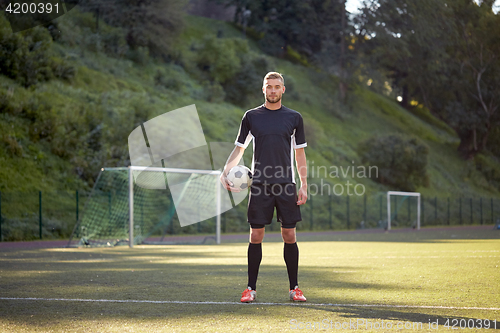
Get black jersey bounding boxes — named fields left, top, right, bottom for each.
left=235, top=104, right=307, bottom=184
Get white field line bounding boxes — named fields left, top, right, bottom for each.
left=1, top=255, right=499, bottom=263
left=0, top=297, right=498, bottom=311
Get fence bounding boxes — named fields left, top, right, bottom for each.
left=0, top=190, right=499, bottom=242
left=298, top=193, right=500, bottom=231
left=0, top=191, right=87, bottom=242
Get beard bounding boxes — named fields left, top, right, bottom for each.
left=266, top=94, right=281, bottom=104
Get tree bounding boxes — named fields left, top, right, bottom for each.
left=0, top=15, right=75, bottom=87
left=354, top=0, right=452, bottom=107
left=312, top=0, right=355, bottom=103
left=219, top=0, right=342, bottom=59
left=355, top=0, right=500, bottom=159
left=79, top=0, right=187, bottom=57
left=219, top=0, right=356, bottom=104
left=444, top=0, right=500, bottom=158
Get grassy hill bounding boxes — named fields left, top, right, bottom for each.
left=0, top=10, right=499, bottom=239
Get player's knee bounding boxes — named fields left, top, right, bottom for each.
left=281, top=228, right=296, bottom=243
left=250, top=228, right=265, bottom=243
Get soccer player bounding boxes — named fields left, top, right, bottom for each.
left=220, top=72, right=308, bottom=303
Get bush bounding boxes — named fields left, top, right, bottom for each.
left=475, top=154, right=500, bottom=190
left=193, top=36, right=274, bottom=106
left=222, top=54, right=274, bottom=106
left=285, top=45, right=309, bottom=67
left=101, top=27, right=129, bottom=57
left=196, top=36, right=248, bottom=84
left=56, top=8, right=129, bottom=59
left=126, top=46, right=149, bottom=65
left=1, top=134, right=23, bottom=157
left=78, top=0, right=186, bottom=59
left=358, top=134, right=429, bottom=191
left=203, top=81, right=226, bottom=103
left=0, top=15, right=75, bottom=87
left=154, top=69, right=183, bottom=90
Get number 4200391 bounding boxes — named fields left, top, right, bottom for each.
left=443, top=319, right=497, bottom=329
left=5, top=2, right=59, bottom=14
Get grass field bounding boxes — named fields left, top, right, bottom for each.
left=0, top=226, right=499, bottom=332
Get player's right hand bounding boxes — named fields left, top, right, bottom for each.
left=220, top=173, right=234, bottom=190
left=220, top=173, right=241, bottom=192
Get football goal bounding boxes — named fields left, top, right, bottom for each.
left=67, top=166, right=228, bottom=248
left=387, top=191, right=421, bottom=230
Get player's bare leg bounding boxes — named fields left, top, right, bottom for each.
left=282, top=227, right=306, bottom=301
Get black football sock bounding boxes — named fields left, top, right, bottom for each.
left=284, top=242, right=299, bottom=290
left=247, top=242, right=262, bottom=291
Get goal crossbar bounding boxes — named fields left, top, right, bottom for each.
left=387, top=191, right=421, bottom=230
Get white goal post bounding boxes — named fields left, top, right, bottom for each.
left=127, top=166, right=223, bottom=247
left=387, top=191, right=421, bottom=231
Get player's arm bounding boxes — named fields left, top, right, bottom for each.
left=295, top=148, right=308, bottom=205
left=220, top=146, right=245, bottom=191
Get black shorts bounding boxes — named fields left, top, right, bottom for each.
left=247, top=183, right=302, bottom=229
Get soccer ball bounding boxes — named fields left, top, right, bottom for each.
left=226, top=165, right=253, bottom=190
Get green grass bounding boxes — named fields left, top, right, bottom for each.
left=0, top=227, right=498, bottom=332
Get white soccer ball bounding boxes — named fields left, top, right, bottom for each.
left=226, top=165, right=253, bottom=190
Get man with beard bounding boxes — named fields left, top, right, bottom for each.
left=220, top=72, right=308, bottom=302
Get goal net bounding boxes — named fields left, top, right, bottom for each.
left=67, top=166, right=242, bottom=247
left=387, top=191, right=421, bottom=230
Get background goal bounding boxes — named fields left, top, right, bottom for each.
left=387, top=191, right=421, bottom=230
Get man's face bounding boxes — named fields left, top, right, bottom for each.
left=263, top=78, right=285, bottom=104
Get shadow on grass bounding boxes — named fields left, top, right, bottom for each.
left=293, top=305, right=500, bottom=330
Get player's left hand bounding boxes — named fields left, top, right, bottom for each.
left=296, top=185, right=308, bottom=205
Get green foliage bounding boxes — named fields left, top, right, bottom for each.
left=1, top=133, right=23, bottom=157
left=226, top=0, right=338, bottom=60
left=358, top=134, right=430, bottom=191
left=57, top=9, right=130, bottom=59
left=79, top=0, right=187, bottom=59
left=154, top=69, right=183, bottom=90
left=126, top=46, right=150, bottom=65
left=202, top=81, right=226, bottom=103
left=195, top=36, right=247, bottom=83
left=223, top=54, right=274, bottom=106
left=475, top=154, right=500, bottom=190
left=282, top=74, right=300, bottom=101
left=285, top=46, right=309, bottom=67
left=193, top=36, right=274, bottom=106
left=100, top=27, right=129, bottom=58
left=486, top=126, right=500, bottom=159
left=0, top=7, right=498, bottom=241
left=0, top=14, right=75, bottom=87
left=356, top=0, right=500, bottom=159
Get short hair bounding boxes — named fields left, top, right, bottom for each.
left=263, top=72, right=284, bottom=86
